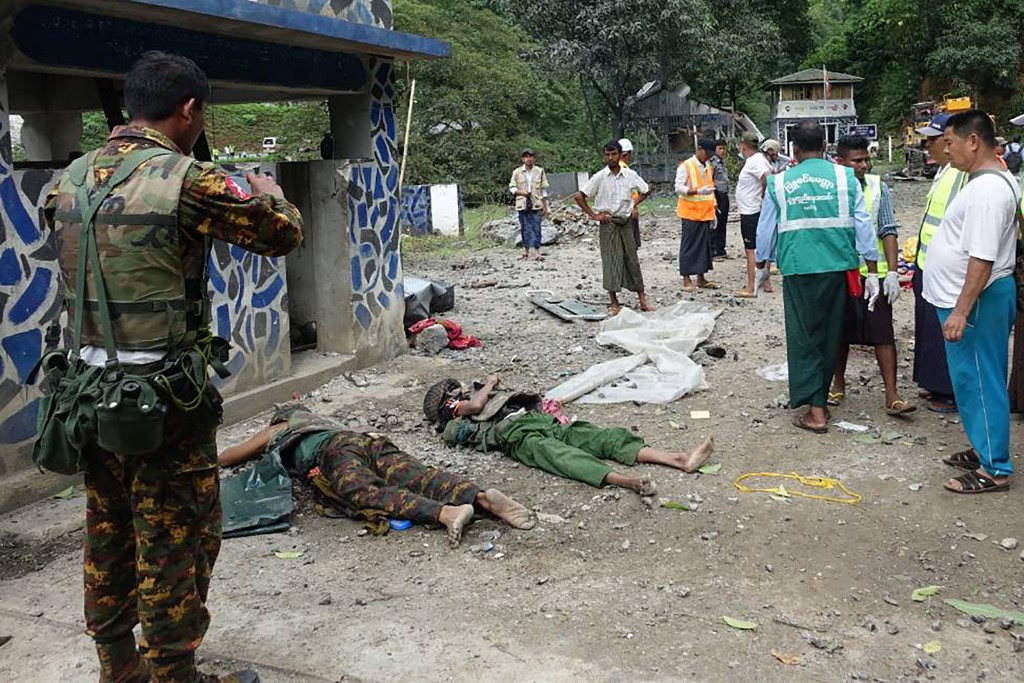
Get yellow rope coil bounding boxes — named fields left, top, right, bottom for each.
left=733, top=471, right=862, bottom=505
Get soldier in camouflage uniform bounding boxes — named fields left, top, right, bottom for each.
left=217, top=402, right=536, bottom=546
left=43, top=52, right=303, bottom=683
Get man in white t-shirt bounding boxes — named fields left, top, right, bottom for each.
left=923, top=110, right=1020, bottom=495
left=734, top=131, right=773, bottom=297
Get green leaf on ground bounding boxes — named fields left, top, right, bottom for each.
left=880, top=431, right=905, bottom=444
left=854, top=434, right=883, bottom=444
left=722, top=616, right=757, bottom=630
left=660, top=501, right=691, bottom=511
left=911, top=585, right=942, bottom=602
left=698, top=463, right=722, bottom=475
left=53, top=486, right=75, bottom=499
left=944, top=599, right=1024, bottom=625
left=274, top=551, right=305, bottom=559
left=923, top=640, right=942, bottom=654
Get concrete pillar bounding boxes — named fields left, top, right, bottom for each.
left=20, top=111, right=83, bottom=162
left=279, top=160, right=354, bottom=355
left=327, top=94, right=371, bottom=159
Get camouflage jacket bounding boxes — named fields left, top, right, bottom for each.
left=44, top=126, right=303, bottom=351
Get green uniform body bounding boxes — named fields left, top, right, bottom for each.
left=44, top=125, right=302, bottom=683
left=443, top=412, right=646, bottom=487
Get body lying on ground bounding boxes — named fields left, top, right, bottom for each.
left=217, top=402, right=535, bottom=546
left=423, top=376, right=715, bottom=497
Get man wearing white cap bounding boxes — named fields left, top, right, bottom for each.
left=618, top=138, right=642, bottom=249
left=762, top=139, right=792, bottom=174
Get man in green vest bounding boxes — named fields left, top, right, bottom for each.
left=44, top=53, right=303, bottom=683
left=828, top=135, right=915, bottom=415
left=754, top=121, right=880, bottom=433
left=912, top=113, right=966, bottom=413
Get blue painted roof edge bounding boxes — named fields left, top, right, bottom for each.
left=123, top=0, right=451, bottom=59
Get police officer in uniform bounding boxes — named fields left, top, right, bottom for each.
left=44, top=52, right=303, bottom=683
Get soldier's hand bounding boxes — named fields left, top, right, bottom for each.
left=246, top=172, right=285, bottom=199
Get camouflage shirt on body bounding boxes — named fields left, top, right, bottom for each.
left=44, top=125, right=303, bottom=257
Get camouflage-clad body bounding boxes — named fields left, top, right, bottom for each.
left=43, top=125, right=303, bottom=683
left=274, top=406, right=481, bottom=525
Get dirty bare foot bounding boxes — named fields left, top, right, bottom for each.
left=438, top=504, right=475, bottom=547
left=603, top=472, right=656, bottom=497
left=680, top=436, right=714, bottom=473
left=638, top=476, right=657, bottom=497
left=478, top=489, right=536, bottom=529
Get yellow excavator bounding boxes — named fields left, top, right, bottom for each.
left=904, top=95, right=974, bottom=177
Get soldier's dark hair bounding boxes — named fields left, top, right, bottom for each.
left=125, top=51, right=210, bottom=121
left=604, top=140, right=622, bottom=153
left=791, top=121, right=825, bottom=153
left=836, top=135, right=869, bottom=159
left=947, top=109, right=996, bottom=148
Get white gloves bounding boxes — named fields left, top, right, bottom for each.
left=754, top=267, right=769, bottom=296
left=883, top=271, right=901, bottom=305
left=697, top=186, right=715, bottom=195
left=864, top=273, right=880, bottom=312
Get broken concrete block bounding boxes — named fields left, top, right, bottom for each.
left=415, top=324, right=449, bottom=354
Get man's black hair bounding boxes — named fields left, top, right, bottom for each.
left=715, top=139, right=728, bottom=147
left=698, top=138, right=717, bottom=154
left=604, top=140, right=622, bottom=153
left=835, top=135, right=869, bottom=159
left=791, top=121, right=825, bottom=153
left=124, top=51, right=210, bottom=121
left=947, top=109, right=996, bottom=148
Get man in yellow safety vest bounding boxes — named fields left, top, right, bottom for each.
left=912, top=113, right=967, bottom=413
left=828, top=135, right=914, bottom=415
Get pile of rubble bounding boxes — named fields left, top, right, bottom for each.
left=480, top=201, right=593, bottom=247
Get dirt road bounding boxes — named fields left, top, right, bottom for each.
left=1, top=180, right=1022, bottom=682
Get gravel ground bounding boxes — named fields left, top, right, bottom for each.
left=1, top=179, right=1022, bottom=682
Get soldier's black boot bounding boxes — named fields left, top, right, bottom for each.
left=96, top=634, right=151, bottom=683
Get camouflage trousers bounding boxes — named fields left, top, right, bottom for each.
left=83, top=425, right=221, bottom=674
left=319, top=432, right=481, bottom=523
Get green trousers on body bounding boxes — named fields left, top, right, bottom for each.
left=498, top=413, right=646, bottom=487
left=783, top=271, right=847, bottom=409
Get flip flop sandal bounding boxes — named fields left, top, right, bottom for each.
left=886, top=399, right=917, bottom=416
left=927, top=400, right=958, bottom=413
left=681, top=285, right=698, bottom=293
left=792, top=413, right=828, bottom=434
left=698, top=281, right=722, bottom=289
left=942, top=448, right=981, bottom=470
left=944, top=470, right=1010, bottom=495
left=735, top=291, right=757, bottom=298
left=827, top=391, right=845, bottom=406
left=607, top=304, right=622, bottom=316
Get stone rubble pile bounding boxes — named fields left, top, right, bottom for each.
left=480, top=201, right=594, bottom=247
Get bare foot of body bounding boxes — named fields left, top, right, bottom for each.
left=637, top=436, right=714, bottom=473
left=477, top=489, right=536, bottom=529
left=604, top=472, right=657, bottom=497
left=438, top=504, right=475, bottom=547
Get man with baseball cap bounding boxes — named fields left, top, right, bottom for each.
left=618, top=138, right=642, bottom=249
left=912, top=113, right=966, bottom=413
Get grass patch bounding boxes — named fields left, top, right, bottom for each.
left=402, top=203, right=508, bottom=257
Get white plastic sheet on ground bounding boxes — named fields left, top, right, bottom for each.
left=756, top=362, right=789, bottom=382
left=545, top=301, right=720, bottom=404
